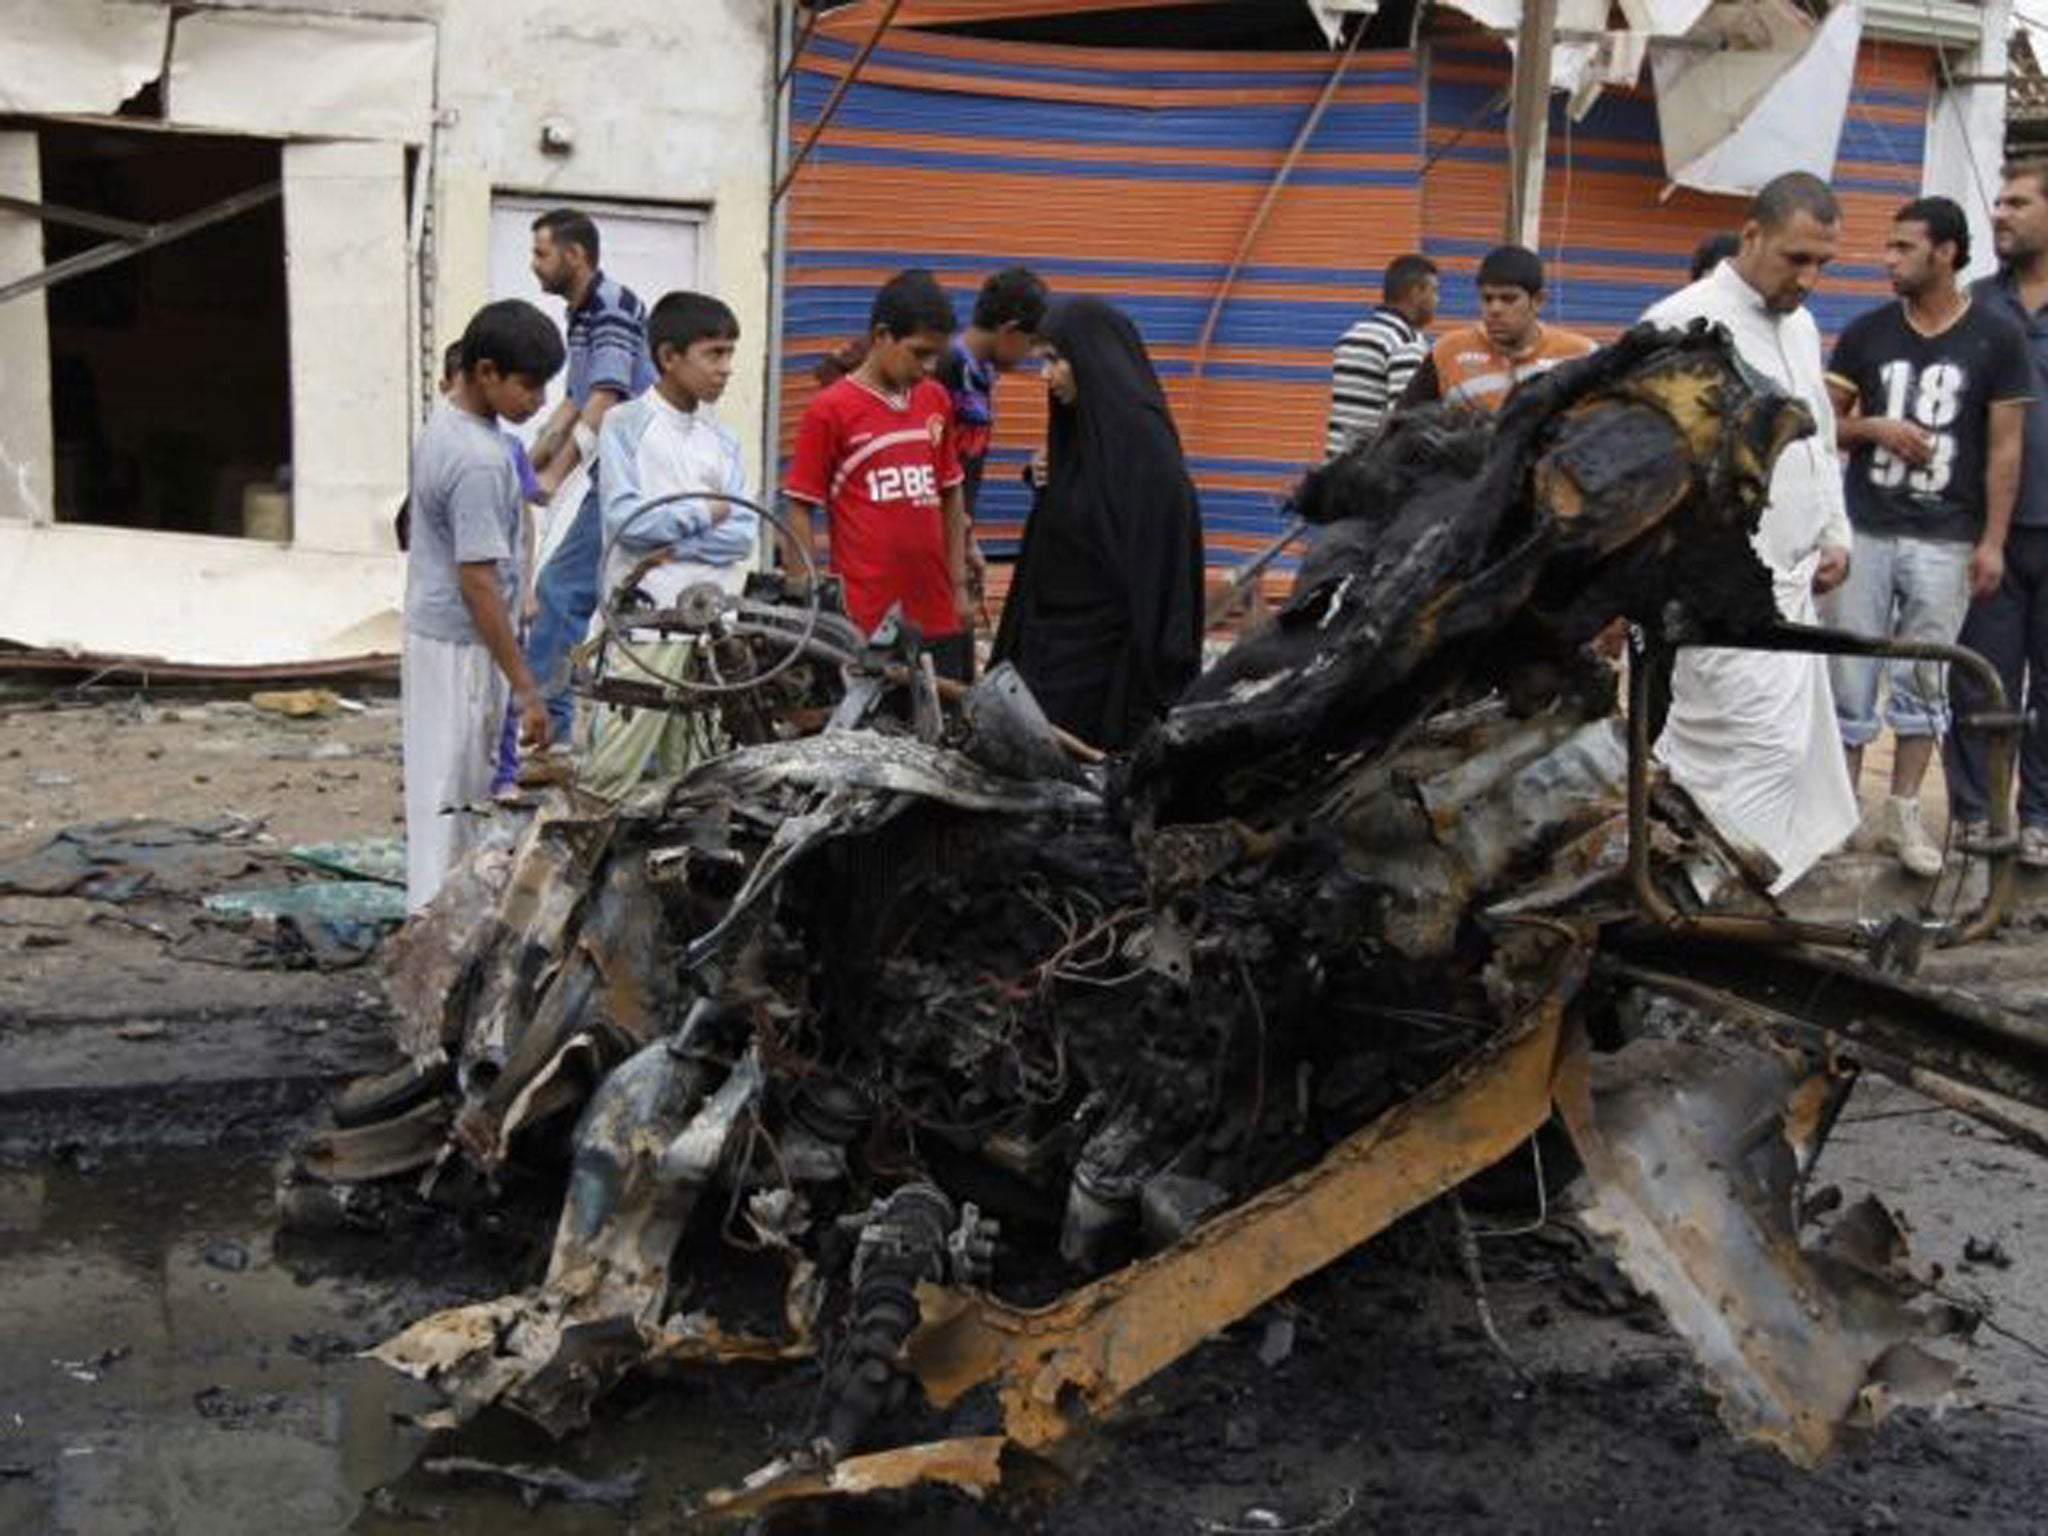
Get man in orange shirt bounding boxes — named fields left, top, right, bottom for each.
left=1397, top=245, right=1595, bottom=414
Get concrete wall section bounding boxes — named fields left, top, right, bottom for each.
left=431, top=0, right=777, bottom=484
left=284, top=141, right=412, bottom=557
left=0, top=133, right=54, bottom=527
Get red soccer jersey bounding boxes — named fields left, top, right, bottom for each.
left=786, top=375, right=964, bottom=638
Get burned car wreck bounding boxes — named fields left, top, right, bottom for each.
left=287, top=322, right=2048, bottom=1516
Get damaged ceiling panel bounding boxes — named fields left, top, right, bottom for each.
left=0, top=3, right=169, bottom=116
left=167, top=9, right=437, bottom=143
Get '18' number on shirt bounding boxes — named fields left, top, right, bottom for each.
left=865, top=463, right=937, bottom=502
left=1869, top=359, right=1961, bottom=495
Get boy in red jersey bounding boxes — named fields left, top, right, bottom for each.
left=783, top=269, right=975, bottom=681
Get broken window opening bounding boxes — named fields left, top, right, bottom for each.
left=38, top=123, right=290, bottom=540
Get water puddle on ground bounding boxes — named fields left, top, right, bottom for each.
left=0, top=1149, right=875, bottom=1534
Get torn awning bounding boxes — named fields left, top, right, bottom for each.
left=0, top=3, right=169, bottom=116
left=1652, top=0, right=1861, bottom=195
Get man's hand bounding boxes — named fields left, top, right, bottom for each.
left=1970, top=538, right=2007, bottom=599
left=953, top=580, right=976, bottom=629
left=1813, top=544, right=1850, bottom=595
left=1863, top=418, right=1935, bottom=465
left=516, top=691, right=552, bottom=752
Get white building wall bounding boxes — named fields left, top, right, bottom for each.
left=428, top=0, right=778, bottom=477
left=0, top=133, right=55, bottom=528
left=0, top=0, right=776, bottom=667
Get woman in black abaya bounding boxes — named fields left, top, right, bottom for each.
left=993, top=297, right=1205, bottom=750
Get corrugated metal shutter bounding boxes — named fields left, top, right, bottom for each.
left=783, top=22, right=1426, bottom=569
left=1422, top=25, right=1937, bottom=344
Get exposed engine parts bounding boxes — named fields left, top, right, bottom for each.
left=288, top=323, right=2046, bottom=1517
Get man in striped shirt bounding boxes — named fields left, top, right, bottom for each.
left=523, top=208, right=655, bottom=742
left=1325, top=253, right=1438, bottom=458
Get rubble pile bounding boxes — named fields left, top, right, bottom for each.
left=284, top=323, right=2048, bottom=1516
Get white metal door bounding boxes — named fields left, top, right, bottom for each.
left=486, top=195, right=705, bottom=442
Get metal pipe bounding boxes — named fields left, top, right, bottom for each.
left=1189, top=18, right=1365, bottom=400
left=1204, top=516, right=1307, bottom=627
left=0, top=194, right=151, bottom=241
left=774, top=0, right=904, bottom=206
left=0, top=182, right=281, bottom=307
left=1624, top=626, right=2019, bottom=950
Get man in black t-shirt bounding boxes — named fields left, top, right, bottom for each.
left=1823, top=195, right=2032, bottom=877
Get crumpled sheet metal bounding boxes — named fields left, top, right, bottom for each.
left=701, top=1436, right=1008, bottom=1520
left=1313, top=706, right=1629, bottom=960
left=903, top=940, right=1583, bottom=1452
left=672, top=733, right=1101, bottom=818
left=374, top=1047, right=774, bottom=1436
left=1556, top=1031, right=1969, bottom=1467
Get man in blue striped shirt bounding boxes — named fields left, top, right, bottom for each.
left=1325, top=253, right=1437, bottom=459
left=524, top=208, right=657, bottom=742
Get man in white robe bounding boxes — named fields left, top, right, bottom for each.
left=1642, top=172, right=1861, bottom=892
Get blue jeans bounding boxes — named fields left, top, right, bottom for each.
left=1820, top=530, right=1972, bottom=747
left=525, top=484, right=602, bottom=741
left=1948, top=525, right=2048, bottom=827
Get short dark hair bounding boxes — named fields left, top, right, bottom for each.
left=1749, top=172, right=1840, bottom=232
left=1896, top=194, right=1970, bottom=269
left=1383, top=253, right=1438, bottom=306
left=532, top=207, right=600, bottom=265
left=1689, top=232, right=1741, bottom=282
left=458, top=299, right=566, bottom=382
left=871, top=268, right=957, bottom=339
left=1477, top=244, right=1544, bottom=295
left=2003, top=158, right=2048, bottom=199
left=972, top=266, right=1048, bottom=332
left=648, top=291, right=740, bottom=363
left=441, top=339, right=463, bottom=383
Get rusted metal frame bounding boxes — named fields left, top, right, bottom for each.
left=1188, top=16, right=1366, bottom=406
left=0, top=181, right=282, bottom=307
left=776, top=0, right=826, bottom=92
left=1625, top=626, right=2018, bottom=948
left=0, top=192, right=152, bottom=241
left=904, top=942, right=1584, bottom=1451
left=774, top=0, right=905, bottom=205
left=1204, top=515, right=1307, bottom=627
left=1600, top=949, right=2048, bottom=1156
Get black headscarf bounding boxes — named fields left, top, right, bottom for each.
left=994, top=297, right=1205, bottom=749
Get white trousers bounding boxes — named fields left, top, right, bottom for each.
left=402, top=633, right=508, bottom=912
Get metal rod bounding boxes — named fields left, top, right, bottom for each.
left=1505, top=0, right=1559, bottom=246
left=1204, top=516, right=1307, bottom=626
left=1189, top=17, right=1365, bottom=398
left=0, top=193, right=152, bottom=242
left=0, top=182, right=281, bottom=307
left=774, top=0, right=904, bottom=205
left=777, top=0, right=825, bottom=91
left=1624, top=625, right=2019, bottom=950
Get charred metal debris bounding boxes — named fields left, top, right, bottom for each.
left=287, top=322, right=2047, bottom=1515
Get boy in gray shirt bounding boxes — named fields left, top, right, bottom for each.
left=403, top=300, right=564, bottom=910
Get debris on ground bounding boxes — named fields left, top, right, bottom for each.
left=248, top=689, right=348, bottom=720
left=275, top=323, right=2048, bottom=1517
left=421, top=1455, right=644, bottom=1510
left=0, top=817, right=266, bottom=902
